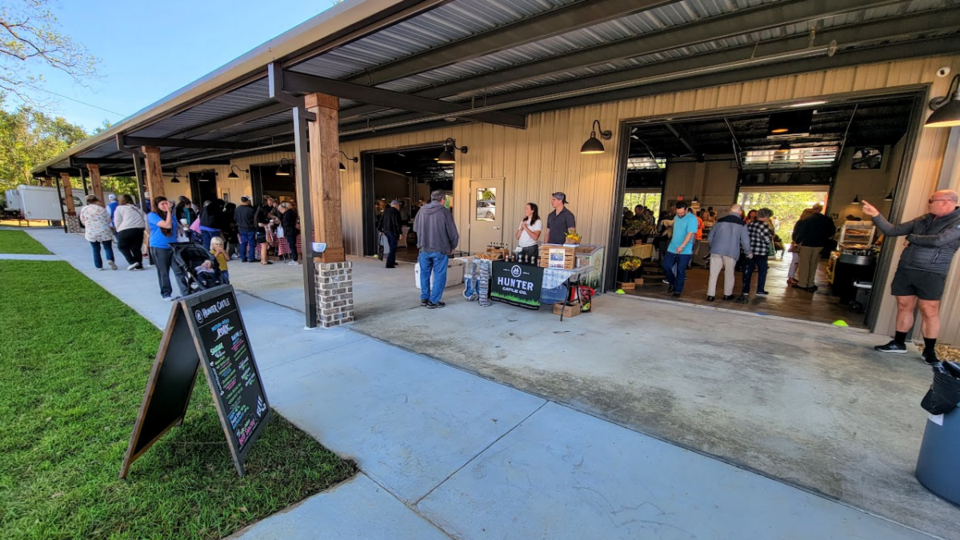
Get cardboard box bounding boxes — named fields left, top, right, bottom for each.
left=617, top=281, right=636, bottom=290
left=633, top=278, right=644, bottom=285
left=553, top=302, right=581, bottom=318
left=414, top=260, right=464, bottom=289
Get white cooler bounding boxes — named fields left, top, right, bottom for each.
left=414, top=259, right=465, bottom=289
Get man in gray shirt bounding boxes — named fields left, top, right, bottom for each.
left=413, top=190, right=460, bottom=309
left=545, top=192, right=576, bottom=244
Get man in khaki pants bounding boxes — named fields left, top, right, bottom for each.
left=705, top=204, right=750, bottom=302
left=791, top=203, right=835, bottom=292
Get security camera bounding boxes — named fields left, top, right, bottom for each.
left=936, top=67, right=951, bottom=78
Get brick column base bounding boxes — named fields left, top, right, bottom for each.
left=65, top=214, right=82, bottom=234
left=315, top=261, right=354, bottom=328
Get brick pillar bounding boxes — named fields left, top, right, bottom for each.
left=315, top=262, right=354, bottom=328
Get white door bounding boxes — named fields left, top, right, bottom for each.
left=469, top=178, right=504, bottom=253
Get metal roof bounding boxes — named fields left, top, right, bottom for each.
left=33, top=0, right=960, bottom=177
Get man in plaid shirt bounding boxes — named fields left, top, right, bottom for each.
left=739, top=207, right=774, bottom=303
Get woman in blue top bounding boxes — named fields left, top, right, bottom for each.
left=148, top=196, right=189, bottom=300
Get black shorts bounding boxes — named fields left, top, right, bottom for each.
left=890, top=268, right=946, bottom=301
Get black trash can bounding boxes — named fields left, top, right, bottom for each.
left=916, top=362, right=960, bottom=506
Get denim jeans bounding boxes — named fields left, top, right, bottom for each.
left=286, top=235, right=298, bottom=262
left=742, top=255, right=769, bottom=295
left=201, top=229, right=219, bottom=250
left=220, top=271, right=230, bottom=284
left=150, top=247, right=189, bottom=298
left=662, top=251, right=692, bottom=293
left=418, top=251, right=449, bottom=304
left=89, top=240, right=115, bottom=269
left=384, top=232, right=398, bottom=267
left=238, top=231, right=256, bottom=262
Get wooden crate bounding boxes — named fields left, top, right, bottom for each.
left=617, top=281, right=636, bottom=290
left=539, top=244, right=576, bottom=269
left=633, top=278, right=645, bottom=285
left=553, top=302, right=581, bottom=318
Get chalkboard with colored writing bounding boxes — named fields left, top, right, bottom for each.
left=121, top=285, right=270, bottom=478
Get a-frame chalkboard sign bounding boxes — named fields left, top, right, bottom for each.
left=120, top=285, right=271, bottom=478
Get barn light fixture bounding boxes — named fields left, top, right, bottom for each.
left=852, top=194, right=861, bottom=204
left=884, top=191, right=894, bottom=201
left=437, top=138, right=467, bottom=164
left=925, top=74, right=960, bottom=128
left=340, top=151, right=358, bottom=172
left=276, top=158, right=293, bottom=177
left=170, top=172, right=181, bottom=184
left=226, top=164, right=248, bottom=180
left=580, top=119, right=612, bottom=154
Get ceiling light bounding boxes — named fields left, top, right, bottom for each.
left=925, top=75, right=960, bottom=128
left=580, top=119, right=612, bottom=154
left=768, top=110, right=813, bottom=137
left=276, top=158, right=292, bottom=176
left=788, top=101, right=827, bottom=108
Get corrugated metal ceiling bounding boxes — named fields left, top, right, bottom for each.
left=59, top=0, right=959, bottom=170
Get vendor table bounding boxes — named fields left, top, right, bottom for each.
left=486, top=261, right=591, bottom=320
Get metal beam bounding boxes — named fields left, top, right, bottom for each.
left=292, top=104, right=318, bottom=328
left=177, top=103, right=290, bottom=138
left=343, top=0, right=675, bottom=87
left=724, top=119, right=743, bottom=170
left=220, top=122, right=292, bottom=143
left=282, top=69, right=526, bottom=128
left=120, top=136, right=258, bottom=150
left=664, top=124, right=703, bottom=162
left=338, top=0, right=945, bottom=123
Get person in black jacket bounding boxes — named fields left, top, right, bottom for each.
left=791, top=203, right=835, bottom=291
left=199, top=198, right=225, bottom=249
left=863, top=191, right=960, bottom=363
left=381, top=199, right=402, bottom=268
left=234, top=196, right=258, bottom=262
left=278, top=202, right=300, bottom=264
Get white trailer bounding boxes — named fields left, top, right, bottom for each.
left=17, top=185, right=85, bottom=221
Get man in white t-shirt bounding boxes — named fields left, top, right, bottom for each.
left=516, top=203, right=543, bottom=259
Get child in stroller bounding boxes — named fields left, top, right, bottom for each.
left=170, top=242, right=225, bottom=293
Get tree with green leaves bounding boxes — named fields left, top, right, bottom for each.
left=0, top=104, right=86, bottom=192
left=1, top=0, right=98, bottom=107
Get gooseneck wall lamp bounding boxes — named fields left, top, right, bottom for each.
left=925, top=74, right=960, bottom=128
left=340, top=151, right=358, bottom=171
left=276, top=158, right=293, bottom=177
left=437, top=138, right=467, bottom=164
left=227, top=164, right=249, bottom=180
left=170, top=172, right=181, bottom=184
left=580, top=119, right=612, bottom=154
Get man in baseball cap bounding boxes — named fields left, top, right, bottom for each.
left=545, top=192, right=575, bottom=244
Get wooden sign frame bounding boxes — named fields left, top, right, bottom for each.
left=120, top=285, right=270, bottom=478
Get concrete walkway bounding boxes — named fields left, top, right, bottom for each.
left=22, top=229, right=945, bottom=540
left=0, top=253, right=59, bottom=261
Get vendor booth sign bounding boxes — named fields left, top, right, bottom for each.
left=491, top=262, right=543, bottom=309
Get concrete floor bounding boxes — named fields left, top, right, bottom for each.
left=215, top=254, right=958, bottom=540
left=630, top=255, right=870, bottom=328
left=23, top=229, right=942, bottom=540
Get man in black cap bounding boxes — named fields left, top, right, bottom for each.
left=233, top=196, right=257, bottom=262
left=545, top=192, right=576, bottom=245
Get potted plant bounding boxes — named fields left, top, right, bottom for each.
left=617, top=256, right=642, bottom=282
left=564, top=230, right=582, bottom=246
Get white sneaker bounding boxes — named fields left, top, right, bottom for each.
left=288, top=261, right=298, bottom=265
left=127, top=264, right=138, bottom=270
left=108, top=260, right=118, bottom=270
left=162, top=296, right=173, bottom=301
left=96, top=267, right=105, bottom=271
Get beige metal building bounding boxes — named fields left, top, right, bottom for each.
left=33, top=0, right=960, bottom=338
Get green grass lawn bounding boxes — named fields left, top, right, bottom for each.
left=0, top=260, right=356, bottom=540
left=0, top=231, right=51, bottom=254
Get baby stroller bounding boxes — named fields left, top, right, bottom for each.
left=170, top=242, right=224, bottom=293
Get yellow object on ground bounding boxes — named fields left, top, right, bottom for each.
left=833, top=320, right=849, bottom=327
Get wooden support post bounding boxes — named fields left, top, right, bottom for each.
left=88, top=164, right=104, bottom=202
left=60, top=172, right=76, bottom=215
left=305, top=93, right=345, bottom=263
left=141, top=146, right=166, bottom=201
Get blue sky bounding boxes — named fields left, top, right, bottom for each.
left=31, top=0, right=339, bottom=131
